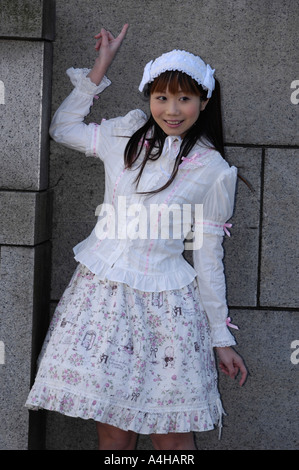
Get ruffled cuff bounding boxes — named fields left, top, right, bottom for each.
left=210, top=320, right=237, bottom=348
left=66, top=67, right=111, bottom=95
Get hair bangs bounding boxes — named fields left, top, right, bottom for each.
left=150, top=70, right=204, bottom=97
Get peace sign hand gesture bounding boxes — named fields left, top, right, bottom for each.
left=88, top=24, right=129, bottom=85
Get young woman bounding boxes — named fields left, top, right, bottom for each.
left=26, top=24, right=247, bottom=450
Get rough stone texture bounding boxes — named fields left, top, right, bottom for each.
left=0, top=40, right=52, bottom=191
left=195, top=310, right=299, bottom=450
left=260, top=148, right=299, bottom=307
left=0, top=0, right=54, bottom=450
left=0, top=0, right=55, bottom=40
left=0, top=191, right=52, bottom=246
left=0, top=245, right=50, bottom=450
left=223, top=147, right=262, bottom=307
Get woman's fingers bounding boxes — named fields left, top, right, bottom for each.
left=94, top=38, right=102, bottom=50
left=94, top=27, right=107, bottom=39
left=217, top=347, right=248, bottom=387
left=92, top=24, right=129, bottom=70
left=116, top=23, right=129, bottom=42
left=220, top=359, right=247, bottom=386
left=94, top=24, right=129, bottom=45
left=107, top=30, right=115, bottom=41
left=238, top=361, right=248, bottom=386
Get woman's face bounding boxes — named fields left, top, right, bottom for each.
left=150, top=88, right=209, bottom=138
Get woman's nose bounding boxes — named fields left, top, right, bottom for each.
left=166, top=99, right=179, bottom=115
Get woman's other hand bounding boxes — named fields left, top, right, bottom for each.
left=215, top=346, right=248, bottom=386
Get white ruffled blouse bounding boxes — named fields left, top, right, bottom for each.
left=49, top=67, right=238, bottom=347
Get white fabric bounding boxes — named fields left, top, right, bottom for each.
left=138, top=50, right=215, bottom=98
left=49, top=68, right=237, bottom=347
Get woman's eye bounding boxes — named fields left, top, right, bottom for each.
left=157, top=96, right=167, bottom=101
left=180, top=96, right=190, bottom=101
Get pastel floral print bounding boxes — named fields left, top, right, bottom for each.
left=26, top=264, right=225, bottom=434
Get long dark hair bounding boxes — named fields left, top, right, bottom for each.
left=124, top=70, right=224, bottom=195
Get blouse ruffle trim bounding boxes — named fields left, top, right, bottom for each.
left=26, top=383, right=225, bottom=435
left=73, top=248, right=197, bottom=293
left=66, top=67, right=111, bottom=95
left=210, top=325, right=237, bottom=348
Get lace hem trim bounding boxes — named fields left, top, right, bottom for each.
left=26, top=383, right=225, bottom=436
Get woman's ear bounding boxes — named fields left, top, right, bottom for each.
left=200, top=98, right=210, bottom=111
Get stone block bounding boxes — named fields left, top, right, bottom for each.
left=0, top=190, right=52, bottom=246
left=0, top=39, right=53, bottom=191
left=0, top=0, right=55, bottom=40
left=260, top=148, right=299, bottom=307
left=194, top=309, right=298, bottom=450
left=224, top=147, right=262, bottom=307
left=0, top=244, right=51, bottom=450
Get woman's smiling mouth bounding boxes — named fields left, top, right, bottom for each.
left=164, top=120, right=184, bottom=127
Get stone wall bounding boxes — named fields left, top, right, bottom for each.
left=0, top=0, right=55, bottom=449
left=0, top=0, right=298, bottom=450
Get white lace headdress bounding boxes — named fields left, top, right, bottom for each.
left=138, top=49, right=215, bottom=98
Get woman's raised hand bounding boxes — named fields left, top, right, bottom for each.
left=88, top=24, right=129, bottom=85
left=94, top=24, right=129, bottom=63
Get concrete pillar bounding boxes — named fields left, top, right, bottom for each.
left=0, top=0, right=55, bottom=449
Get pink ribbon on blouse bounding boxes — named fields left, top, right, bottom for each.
left=223, top=223, right=232, bottom=237
left=203, top=221, right=233, bottom=237
left=226, top=317, right=239, bottom=330
left=179, top=151, right=207, bottom=169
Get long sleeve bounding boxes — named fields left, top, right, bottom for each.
left=49, top=68, right=111, bottom=157
left=193, top=165, right=238, bottom=347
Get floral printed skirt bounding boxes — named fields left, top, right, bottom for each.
left=26, top=263, right=224, bottom=434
